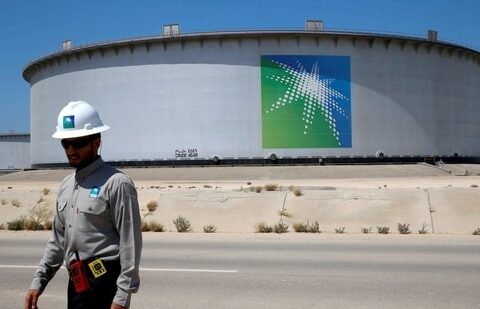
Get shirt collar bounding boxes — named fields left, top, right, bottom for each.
left=75, top=156, right=104, bottom=182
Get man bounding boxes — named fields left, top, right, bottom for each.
left=25, top=101, right=142, bottom=309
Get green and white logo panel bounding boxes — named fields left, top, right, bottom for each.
left=63, top=115, right=75, bottom=129
left=261, top=55, right=351, bottom=148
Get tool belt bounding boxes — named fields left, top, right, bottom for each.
left=68, top=256, right=120, bottom=294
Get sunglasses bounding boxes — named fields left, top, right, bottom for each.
left=61, top=137, right=93, bottom=149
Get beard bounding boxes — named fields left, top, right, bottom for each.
left=67, top=153, right=99, bottom=169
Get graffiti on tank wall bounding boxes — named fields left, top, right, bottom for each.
left=261, top=55, right=352, bottom=148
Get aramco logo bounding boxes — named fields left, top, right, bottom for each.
left=261, top=55, right=351, bottom=148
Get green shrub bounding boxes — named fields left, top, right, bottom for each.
left=255, top=222, right=273, bottom=233
left=203, top=225, right=217, bottom=233
left=397, top=223, right=411, bottom=234
left=173, top=216, right=192, bottom=232
left=377, top=226, right=390, bottom=234
left=308, top=221, right=321, bottom=233
left=273, top=222, right=289, bottom=233
left=335, top=227, right=346, bottom=234
left=418, top=223, right=428, bottom=234
left=361, top=227, right=372, bottom=234
left=7, top=216, right=27, bottom=231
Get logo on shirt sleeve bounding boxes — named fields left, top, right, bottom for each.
left=89, top=186, right=101, bottom=198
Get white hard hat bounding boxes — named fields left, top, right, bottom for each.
left=52, top=101, right=110, bottom=139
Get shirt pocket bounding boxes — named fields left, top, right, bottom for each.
left=79, top=199, right=107, bottom=215
left=56, top=198, right=68, bottom=225
left=77, top=199, right=112, bottom=233
left=57, top=198, right=68, bottom=211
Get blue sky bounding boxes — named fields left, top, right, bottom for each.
left=0, top=0, right=478, bottom=133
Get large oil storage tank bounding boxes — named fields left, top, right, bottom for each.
left=23, top=29, right=480, bottom=167
left=0, top=133, right=30, bottom=169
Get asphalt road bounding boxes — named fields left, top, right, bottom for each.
left=1, top=232, right=479, bottom=309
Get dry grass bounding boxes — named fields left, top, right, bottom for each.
left=25, top=219, right=44, bottom=231
left=293, top=221, right=321, bottom=233
left=7, top=216, right=27, bottom=230
left=141, top=221, right=165, bottom=232
left=11, top=199, right=21, bottom=207
left=288, top=186, right=303, bottom=196
left=42, top=188, right=51, bottom=195
left=255, top=222, right=273, bottom=233
left=293, top=188, right=303, bottom=196
left=148, top=221, right=165, bottom=232
left=26, top=204, right=54, bottom=230
left=146, top=200, right=158, bottom=212
left=264, top=183, right=279, bottom=191
left=253, top=186, right=263, bottom=193
left=278, top=209, right=293, bottom=218
left=44, top=220, right=53, bottom=230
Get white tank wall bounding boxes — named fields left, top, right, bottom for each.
left=27, top=34, right=480, bottom=165
left=0, top=135, right=30, bottom=169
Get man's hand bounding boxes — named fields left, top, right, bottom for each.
left=111, top=302, right=127, bottom=309
left=24, top=289, right=41, bottom=309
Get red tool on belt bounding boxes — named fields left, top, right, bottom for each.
left=69, top=251, right=90, bottom=293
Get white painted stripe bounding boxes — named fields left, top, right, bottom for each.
left=140, top=267, right=238, bottom=273
left=0, top=265, right=39, bottom=269
left=0, top=264, right=238, bottom=274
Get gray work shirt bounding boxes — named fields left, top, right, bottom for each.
left=30, top=157, right=142, bottom=307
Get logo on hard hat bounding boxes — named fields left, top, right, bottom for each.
left=63, top=115, right=75, bottom=129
